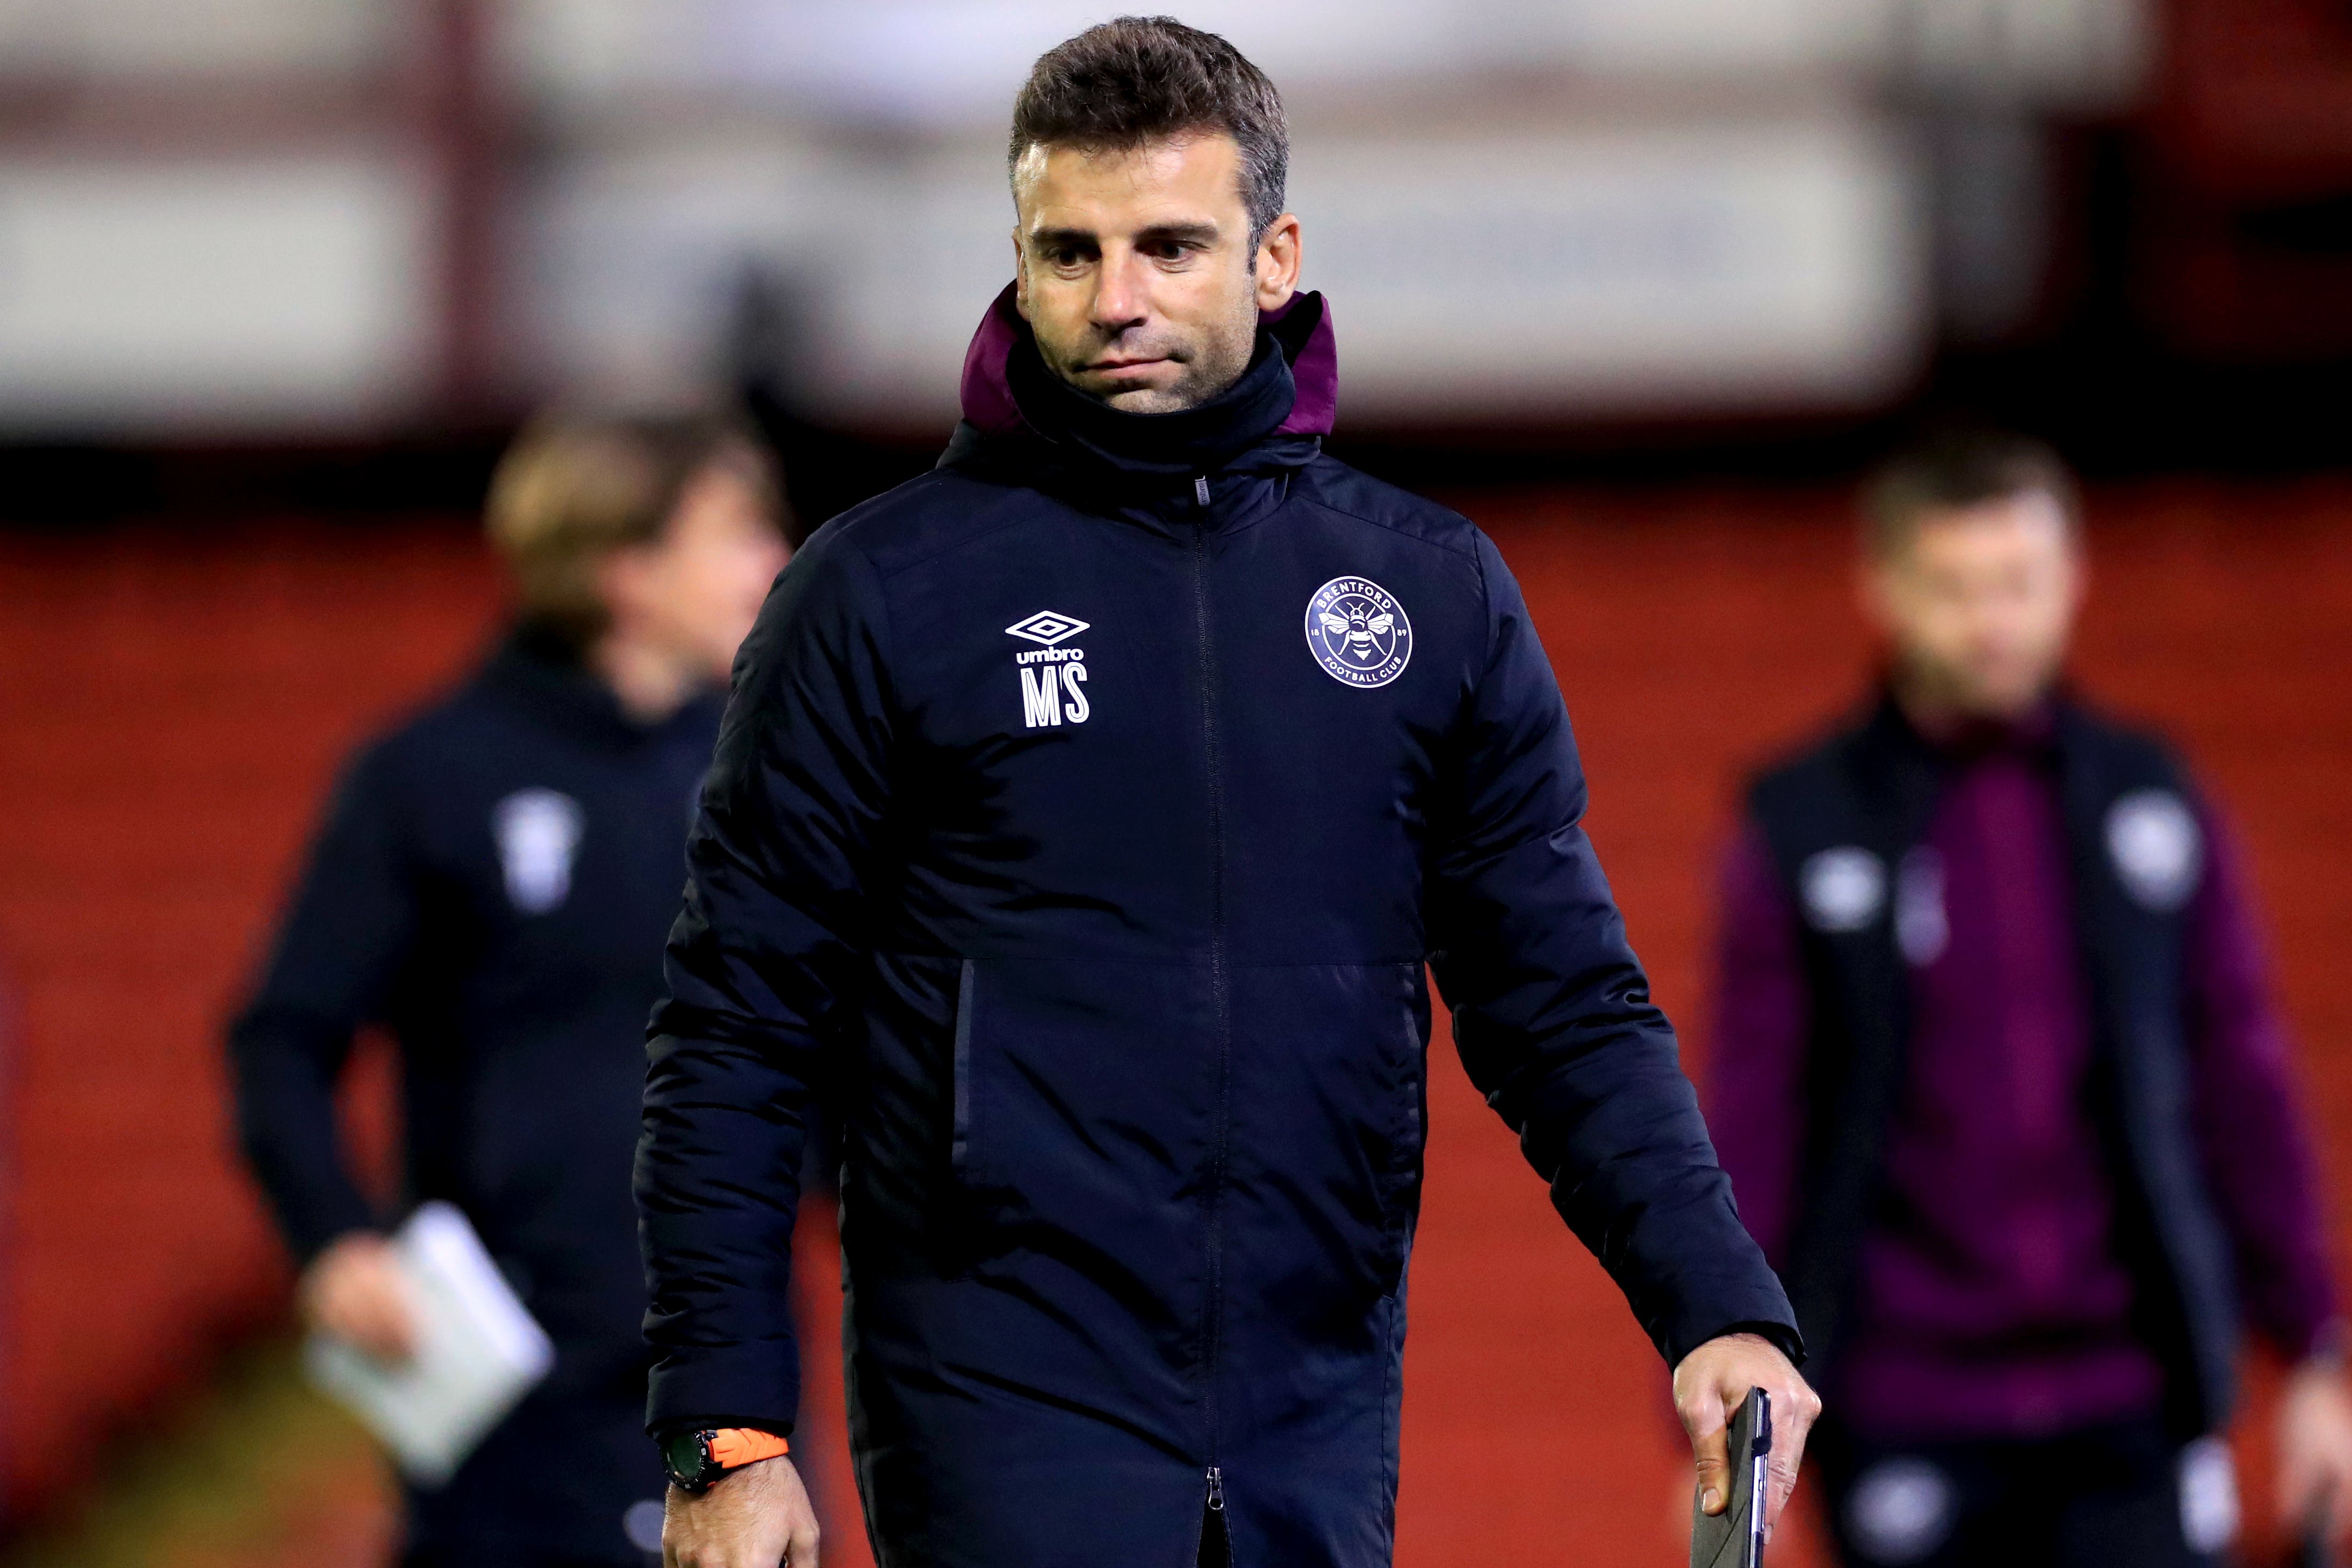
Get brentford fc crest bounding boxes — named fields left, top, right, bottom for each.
left=1304, top=576, right=1412, bottom=688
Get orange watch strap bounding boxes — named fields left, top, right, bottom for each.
left=708, top=1428, right=790, bottom=1469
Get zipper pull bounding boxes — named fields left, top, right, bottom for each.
left=1194, top=475, right=1211, bottom=507
left=1205, top=1466, right=1225, bottom=1510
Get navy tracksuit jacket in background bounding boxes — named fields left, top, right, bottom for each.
left=638, top=288, right=1801, bottom=1568
left=232, top=631, right=712, bottom=1565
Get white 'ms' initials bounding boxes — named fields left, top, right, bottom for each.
left=1020, top=666, right=1062, bottom=728
left=1020, top=663, right=1089, bottom=728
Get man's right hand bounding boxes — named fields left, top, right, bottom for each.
left=299, top=1231, right=417, bottom=1362
left=664, top=1456, right=820, bottom=1568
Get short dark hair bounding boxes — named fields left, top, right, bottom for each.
left=1009, top=17, right=1288, bottom=244
left=1862, top=428, right=2079, bottom=560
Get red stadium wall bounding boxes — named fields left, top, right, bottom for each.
left=0, top=522, right=505, bottom=1518
left=0, top=484, right=2345, bottom=1563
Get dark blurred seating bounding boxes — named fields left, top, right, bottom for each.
left=2142, top=0, right=2352, bottom=355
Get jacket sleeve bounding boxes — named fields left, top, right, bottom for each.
left=638, top=533, right=896, bottom=1436
left=2182, top=799, right=2340, bottom=1358
left=227, top=744, right=418, bottom=1262
left=1424, top=533, right=1800, bottom=1368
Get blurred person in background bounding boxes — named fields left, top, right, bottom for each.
left=1707, top=429, right=2352, bottom=1566
left=228, top=409, right=791, bottom=1568
left=639, top=17, right=1814, bottom=1568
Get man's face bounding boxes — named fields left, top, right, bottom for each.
left=1862, top=490, right=2083, bottom=720
left=603, top=462, right=791, bottom=682
left=1012, top=132, right=1301, bottom=413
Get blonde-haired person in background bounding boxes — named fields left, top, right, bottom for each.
left=230, top=409, right=789, bottom=1567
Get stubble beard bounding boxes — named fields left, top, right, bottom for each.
left=1056, top=294, right=1260, bottom=415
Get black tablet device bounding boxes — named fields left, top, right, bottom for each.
left=1690, top=1388, right=1771, bottom=1568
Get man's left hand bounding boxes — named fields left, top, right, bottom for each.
left=2279, top=1354, right=2352, bottom=1544
left=1673, top=1331, right=1821, bottom=1541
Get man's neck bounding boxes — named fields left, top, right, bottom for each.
left=1005, top=321, right=1294, bottom=481
left=589, top=631, right=701, bottom=724
left=1889, top=664, right=2054, bottom=745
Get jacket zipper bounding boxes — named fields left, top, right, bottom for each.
left=1189, top=474, right=1234, bottom=1516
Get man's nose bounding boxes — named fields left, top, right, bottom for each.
left=1091, top=248, right=1150, bottom=332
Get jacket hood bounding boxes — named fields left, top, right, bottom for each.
left=955, top=282, right=1338, bottom=446
left=484, top=621, right=719, bottom=753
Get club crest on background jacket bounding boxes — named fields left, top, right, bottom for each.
left=494, top=787, right=584, bottom=913
left=1800, top=845, right=1887, bottom=933
left=2106, top=788, right=2202, bottom=911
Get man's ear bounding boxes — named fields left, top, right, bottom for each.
left=1254, top=213, right=1302, bottom=311
left=1012, top=231, right=1031, bottom=320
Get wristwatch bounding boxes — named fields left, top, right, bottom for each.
left=660, top=1426, right=791, bottom=1493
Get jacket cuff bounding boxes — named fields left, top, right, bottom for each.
left=1652, top=1283, right=1807, bottom=1370
left=645, top=1344, right=802, bottom=1440
left=2286, top=1317, right=2349, bottom=1370
left=649, top=1413, right=798, bottom=1442
left=1705, top=1320, right=1808, bottom=1369
left=279, top=1187, right=382, bottom=1267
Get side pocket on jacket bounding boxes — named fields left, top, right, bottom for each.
left=950, top=957, right=974, bottom=1182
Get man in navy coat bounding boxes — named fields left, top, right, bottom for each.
left=640, top=19, right=1816, bottom=1568
left=1708, top=431, right=2352, bottom=1564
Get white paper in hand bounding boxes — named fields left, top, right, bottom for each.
left=303, top=1202, right=554, bottom=1485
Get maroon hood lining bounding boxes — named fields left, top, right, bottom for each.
left=956, top=283, right=1338, bottom=441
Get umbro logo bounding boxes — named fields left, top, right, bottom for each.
left=1007, top=610, right=1091, bottom=728
left=1006, top=611, right=1089, bottom=646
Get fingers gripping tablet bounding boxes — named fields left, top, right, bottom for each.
left=1692, top=1389, right=1771, bottom=1568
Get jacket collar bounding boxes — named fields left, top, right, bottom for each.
left=939, top=284, right=1337, bottom=497
left=1874, top=682, right=2064, bottom=765
left=480, top=621, right=718, bottom=753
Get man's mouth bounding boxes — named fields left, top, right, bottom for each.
left=1088, top=357, right=1172, bottom=378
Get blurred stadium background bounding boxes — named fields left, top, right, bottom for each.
left=1, top=0, right=2348, bottom=1563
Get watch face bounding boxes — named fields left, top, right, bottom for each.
left=661, top=1429, right=715, bottom=1491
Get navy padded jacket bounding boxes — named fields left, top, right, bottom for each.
left=638, top=289, right=1797, bottom=1568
